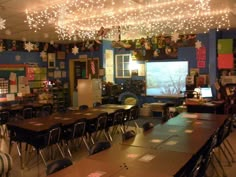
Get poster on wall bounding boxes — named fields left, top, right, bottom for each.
left=105, top=49, right=114, bottom=83
left=48, top=53, right=56, bottom=68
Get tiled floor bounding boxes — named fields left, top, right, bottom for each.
left=1, top=118, right=236, bottom=177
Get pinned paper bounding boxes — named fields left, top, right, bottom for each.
left=6, top=94, right=15, bottom=101
left=127, top=153, right=139, bottom=158
left=88, top=171, right=106, bottom=177
left=218, top=54, right=234, bottom=69
left=197, top=60, right=206, bottom=68
left=165, top=140, right=178, bottom=145
left=218, top=39, right=233, bottom=54
left=9, top=72, right=17, bottom=81
left=195, top=121, right=202, bottom=125
left=151, top=139, right=163, bottom=143
left=196, top=47, right=206, bottom=60
left=182, top=113, right=198, bottom=119
left=84, top=113, right=92, bottom=115
left=168, top=129, right=177, bottom=133
left=10, top=85, right=17, bottom=93
left=185, top=129, right=193, bottom=133
left=138, top=154, right=155, bottom=162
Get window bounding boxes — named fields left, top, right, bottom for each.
left=115, top=54, right=131, bottom=78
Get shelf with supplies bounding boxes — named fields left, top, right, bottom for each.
left=49, top=87, right=69, bottom=112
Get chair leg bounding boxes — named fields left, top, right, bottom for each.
left=212, top=151, right=228, bottom=177
left=134, top=121, right=139, bottom=129
left=225, top=138, right=236, bottom=154
left=219, top=145, right=232, bottom=166
left=63, top=141, right=72, bottom=159
left=209, top=160, right=221, bottom=177
left=103, top=131, right=110, bottom=142
left=82, top=137, right=90, bottom=151
left=39, top=150, right=47, bottom=166
left=56, top=143, right=65, bottom=158
left=222, top=141, right=235, bottom=162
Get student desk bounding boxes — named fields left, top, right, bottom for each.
left=37, top=112, right=230, bottom=176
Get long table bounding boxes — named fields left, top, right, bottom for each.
left=6, top=104, right=135, bottom=169
left=47, top=112, right=229, bottom=177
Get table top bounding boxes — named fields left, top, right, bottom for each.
left=46, top=112, right=229, bottom=177
left=6, top=105, right=132, bottom=133
left=100, top=104, right=134, bottom=110
left=89, top=143, right=192, bottom=176
left=165, top=112, right=228, bottom=128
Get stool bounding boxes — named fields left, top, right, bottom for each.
left=0, top=152, right=13, bottom=177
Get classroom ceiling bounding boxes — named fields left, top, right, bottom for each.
left=0, top=0, right=235, bottom=44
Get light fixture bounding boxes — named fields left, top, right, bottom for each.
left=25, top=0, right=231, bottom=41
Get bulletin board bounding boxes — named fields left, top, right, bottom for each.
left=0, top=64, right=27, bottom=100
left=26, top=67, right=47, bottom=88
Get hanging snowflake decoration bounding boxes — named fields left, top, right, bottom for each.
left=0, top=17, right=6, bottom=30
left=24, top=42, right=34, bottom=52
left=171, top=32, right=179, bottom=43
left=40, top=51, right=47, bottom=60
left=72, top=46, right=79, bottom=55
left=195, top=40, right=202, bottom=49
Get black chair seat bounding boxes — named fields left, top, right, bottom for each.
left=89, top=140, right=111, bottom=155
left=46, top=158, right=72, bottom=175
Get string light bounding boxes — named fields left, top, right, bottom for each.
left=25, top=0, right=231, bottom=40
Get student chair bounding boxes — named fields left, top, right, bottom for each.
left=46, top=158, right=72, bottom=175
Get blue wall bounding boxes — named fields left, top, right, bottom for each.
left=0, top=29, right=235, bottom=106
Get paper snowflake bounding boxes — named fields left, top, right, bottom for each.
left=171, top=32, right=179, bottom=43
left=72, top=46, right=79, bottom=55
left=25, top=42, right=34, bottom=52
left=40, top=51, right=47, bottom=59
left=0, top=17, right=6, bottom=30
left=195, top=40, right=202, bottom=49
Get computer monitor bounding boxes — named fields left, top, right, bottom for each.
left=200, top=87, right=213, bottom=99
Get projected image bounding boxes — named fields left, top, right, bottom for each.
left=146, top=61, right=188, bottom=97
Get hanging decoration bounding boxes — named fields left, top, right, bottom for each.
left=24, top=0, right=231, bottom=41
left=90, top=60, right=96, bottom=75
left=171, top=32, right=180, bottom=43
left=72, top=45, right=79, bottom=55
left=40, top=51, right=47, bottom=61
left=195, top=40, right=202, bottom=49
left=24, top=42, right=34, bottom=52
left=0, top=17, right=6, bottom=30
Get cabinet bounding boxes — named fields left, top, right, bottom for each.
left=50, top=87, right=69, bottom=112
left=77, top=79, right=102, bottom=108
